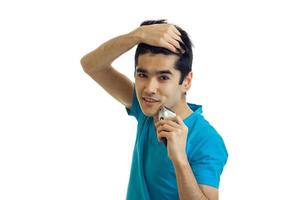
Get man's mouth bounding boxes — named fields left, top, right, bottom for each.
left=142, top=97, right=159, bottom=103
left=142, top=97, right=160, bottom=106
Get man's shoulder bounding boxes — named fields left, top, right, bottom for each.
left=185, top=108, right=222, bottom=142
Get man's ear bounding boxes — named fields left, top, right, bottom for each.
left=182, top=72, right=193, bottom=93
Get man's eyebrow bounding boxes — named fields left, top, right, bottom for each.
left=136, top=67, right=173, bottom=75
left=136, top=68, right=147, bottom=73
left=157, top=70, right=173, bottom=75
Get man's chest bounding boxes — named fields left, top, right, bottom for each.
left=141, top=122, right=178, bottom=192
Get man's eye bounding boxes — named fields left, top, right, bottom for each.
left=137, top=73, right=147, bottom=78
left=160, top=75, right=170, bottom=80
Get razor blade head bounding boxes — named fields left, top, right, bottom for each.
left=158, top=107, right=176, bottom=120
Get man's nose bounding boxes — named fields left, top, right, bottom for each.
left=144, top=78, right=158, bottom=95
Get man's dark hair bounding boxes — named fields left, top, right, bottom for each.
left=134, top=19, right=193, bottom=85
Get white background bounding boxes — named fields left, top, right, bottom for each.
left=1, top=0, right=300, bottom=199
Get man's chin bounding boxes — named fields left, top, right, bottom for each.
left=138, top=98, right=162, bottom=116
left=140, top=107, right=160, bottom=117
left=141, top=109, right=158, bottom=117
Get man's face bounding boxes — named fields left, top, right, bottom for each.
left=135, top=53, right=185, bottom=117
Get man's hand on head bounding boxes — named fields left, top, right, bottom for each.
left=133, top=24, right=184, bottom=54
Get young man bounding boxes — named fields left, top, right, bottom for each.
left=80, top=20, right=228, bottom=200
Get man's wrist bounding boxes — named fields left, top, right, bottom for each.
left=172, top=155, right=189, bottom=169
left=129, top=28, right=143, bottom=44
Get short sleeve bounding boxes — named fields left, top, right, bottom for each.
left=125, top=84, right=143, bottom=120
left=189, top=129, right=228, bottom=189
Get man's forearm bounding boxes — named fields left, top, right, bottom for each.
left=173, top=158, right=208, bottom=200
left=80, top=29, right=140, bottom=73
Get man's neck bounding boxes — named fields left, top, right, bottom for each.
left=172, top=101, right=193, bottom=120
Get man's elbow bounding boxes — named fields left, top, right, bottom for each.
left=80, top=56, right=90, bottom=73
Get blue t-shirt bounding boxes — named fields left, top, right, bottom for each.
left=125, top=88, right=228, bottom=200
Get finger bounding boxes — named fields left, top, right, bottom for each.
left=157, top=123, right=176, bottom=133
left=155, top=118, right=180, bottom=129
left=171, top=25, right=181, bottom=36
left=167, top=37, right=182, bottom=51
left=172, top=115, right=184, bottom=126
left=155, top=119, right=167, bottom=127
left=162, top=40, right=178, bottom=53
left=157, top=130, right=171, bottom=141
left=167, top=34, right=184, bottom=54
left=166, top=118, right=181, bottom=128
left=169, top=30, right=184, bottom=44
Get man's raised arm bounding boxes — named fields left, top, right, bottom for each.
left=80, top=23, right=183, bottom=108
